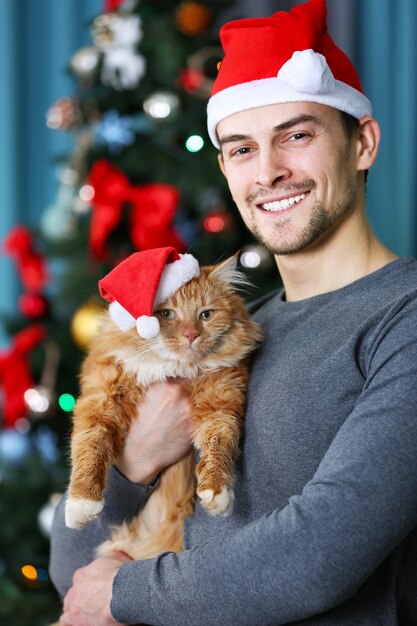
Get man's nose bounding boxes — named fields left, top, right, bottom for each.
left=255, top=149, right=291, bottom=187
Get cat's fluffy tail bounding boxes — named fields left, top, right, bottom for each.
left=98, top=450, right=195, bottom=560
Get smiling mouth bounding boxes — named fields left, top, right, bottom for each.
left=259, top=192, right=309, bottom=212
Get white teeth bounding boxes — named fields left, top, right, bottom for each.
left=262, top=193, right=306, bottom=212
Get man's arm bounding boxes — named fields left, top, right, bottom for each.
left=108, top=297, right=417, bottom=625
left=49, top=466, right=156, bottom=598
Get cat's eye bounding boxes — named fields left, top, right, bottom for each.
left=156, top=309, right=177, bottom=320
left=199, top=309, right=214, bottom=320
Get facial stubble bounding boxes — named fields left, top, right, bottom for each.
left=246, top=179, right=358, bottom=256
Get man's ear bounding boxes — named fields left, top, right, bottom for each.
left=356, top=116, right=381, bottom=172
left=217, top=152, right=226, bottom=177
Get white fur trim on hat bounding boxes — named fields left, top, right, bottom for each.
left=207, top=50, right=372, bottom=148
left=154, top=253, right=200, bottom=306
left=136, top=315, right=160, bottom=339
left=109, top=301, right=136, bottom=331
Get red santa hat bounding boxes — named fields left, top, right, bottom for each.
left=98, top=247, right=200, bottom=339
left=207, top=0, right=372, bottom=148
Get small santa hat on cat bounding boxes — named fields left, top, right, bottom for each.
left=207, top=0, right=372, bottom=148
left=98, top=247, right=200, bottom=339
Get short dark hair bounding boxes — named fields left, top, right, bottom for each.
left=339, top=111, right=369, bottom=187
left=339, top=110, right=359, bottom=140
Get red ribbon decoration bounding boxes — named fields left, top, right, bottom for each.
left=0, top=325, right=46, bottom=428
left=3, top=226, right=48, bottom=293
left=87, top=160, right=185, bottom=260
left=103, top=0, right=130, bottom=13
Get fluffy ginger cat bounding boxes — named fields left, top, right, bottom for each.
left=64, top=248, right=261, bottom=562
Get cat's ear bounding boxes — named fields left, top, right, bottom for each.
left=210, top=253, right=252, bottom=290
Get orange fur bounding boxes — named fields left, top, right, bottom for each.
left=66, top=257, right=261, bottom=560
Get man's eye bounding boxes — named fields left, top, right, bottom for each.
left=156, top=309, right=176, bottom=320
left=231, top=146, right=252, bottom=157
left=288, top=132, right=308, bottom=141
left=199, top=309, right=214, bottom=320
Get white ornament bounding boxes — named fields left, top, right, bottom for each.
left=99, top=14, right=145, bottom=90
left=70, top=46, right=100, bottom=79
left=110, top=15, right=143, bottom=48
left=101, top=48, right=146, bottom=90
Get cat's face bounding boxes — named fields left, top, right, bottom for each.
left=101, top=256, right=257, bottom=371
left=152, top=266, right=239, bottom=363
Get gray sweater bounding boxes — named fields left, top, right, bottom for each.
left=50, top=257, right=417, bottom=625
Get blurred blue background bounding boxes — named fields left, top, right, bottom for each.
left=1, top=0, right=416, bottom=347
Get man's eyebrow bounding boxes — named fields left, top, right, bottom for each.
left=218, top=114, right=323, bottom=147
left=218, top=133, right=251, bottom=147
left=273, top=114, right=323, bottom=132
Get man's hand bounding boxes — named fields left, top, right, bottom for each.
left=59, top=552, right=130, bottom=626
left=116, top=380, right=193, bottom=484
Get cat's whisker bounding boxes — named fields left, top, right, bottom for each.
left=133, top=346, right=159, bottom=359
left=115, top=342, right=158, bottom=362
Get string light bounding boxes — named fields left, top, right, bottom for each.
left=58, top=393, right=76, bottom=412
left=240, top=249, right=262, bottom=268
left=21, top=565, right=37, bottom=581
left=24, top=387, right=51, bottom=414
left=203, top=213, right=226, bottom=233
left=202, top=209, right=232, bottom=234
left=143, top=92, right=180, bottom=120
left=14, top=418, right=31, bottom=434
left=21, top=564, right=49, bottom=582
left=79, top=184, right=95, bottom=202
left=239, top=245, right=272, bottom=269
left=185, top=135, right=204, bottom=152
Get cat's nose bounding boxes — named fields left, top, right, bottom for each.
left=184, top=329, right=199, bottom=344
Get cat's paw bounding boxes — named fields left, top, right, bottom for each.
left=65, top=497, right=104, bottom=529
left=197, top=486, right=234, bottom=516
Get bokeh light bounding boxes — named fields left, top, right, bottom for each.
left=21, top=565, right=37, bottom=581
left=185, top=134, right=204, bottom=152
left=58, top=393, right=76, bottom=412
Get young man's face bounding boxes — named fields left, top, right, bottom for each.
left=217, top=102, right=365, bottom=257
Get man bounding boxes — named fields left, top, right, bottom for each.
left=50, top=0, right=417, bottom=624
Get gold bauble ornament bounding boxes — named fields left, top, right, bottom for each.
left=70, top=300, right=104, bottom=350
left=175, top=2, right=212, bottom=36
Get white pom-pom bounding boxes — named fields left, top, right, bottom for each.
left=278, top=49, right=335, bottom=94
left=136, top=315, right=160, bottom=339
left=109, top=301, right=136, bottom=331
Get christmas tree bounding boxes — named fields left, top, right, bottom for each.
left=0, top=1, right=276, bottom=624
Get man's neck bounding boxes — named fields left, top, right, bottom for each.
left=275, top=216, right=399, bottom=302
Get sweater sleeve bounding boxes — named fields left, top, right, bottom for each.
left=49, top=466, right=158, bottom=597
left=110, top=297, right=417, bottom=625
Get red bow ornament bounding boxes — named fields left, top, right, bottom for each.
left=3, top=226, right=48, bottom=293
left=0, top=325, right=46, bottom=428
left=103, top=0, right=125, bottom=12
left=87, top=160, right=185, bottom=260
